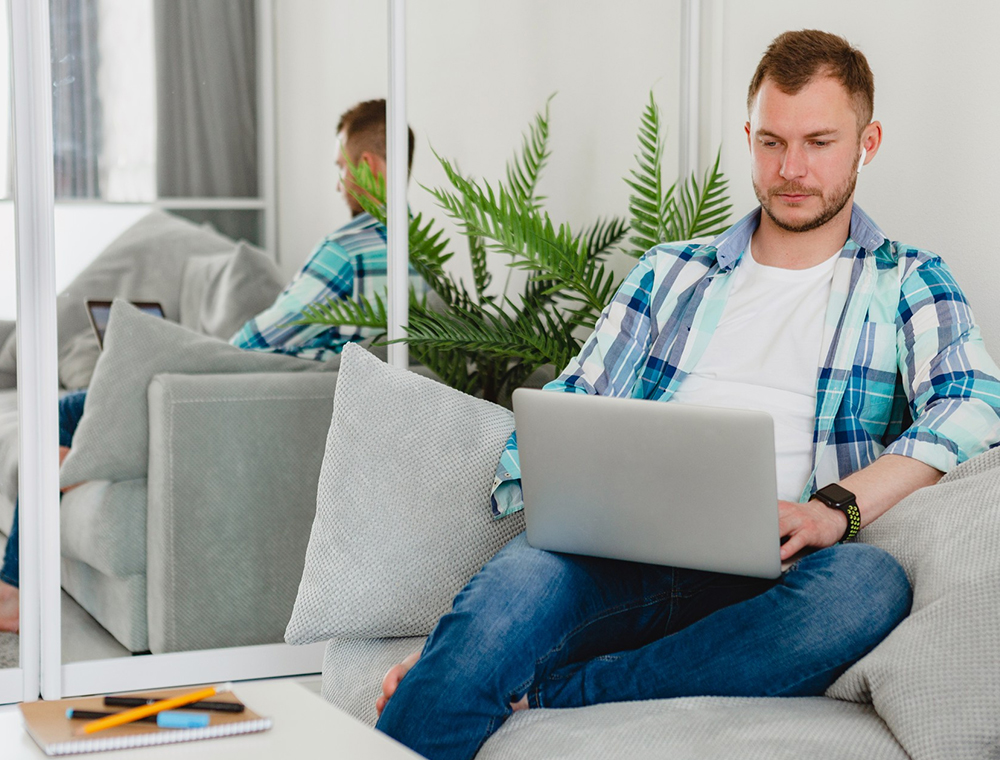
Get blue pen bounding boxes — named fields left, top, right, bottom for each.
left=67, top=708, right=210, bottom=729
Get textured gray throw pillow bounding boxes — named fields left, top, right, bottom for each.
left=285, top=343, right=524, bottom=644
left=827, top=447, right=1000, bottom=760
left=179, top=241, right=284, bottom=340
left=60, top=300, right=336, bottom=486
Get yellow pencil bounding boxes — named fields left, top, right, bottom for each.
left=78, top=683, right=233, bottom=735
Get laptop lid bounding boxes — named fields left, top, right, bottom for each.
left=512, top=388, right=783, bottom=579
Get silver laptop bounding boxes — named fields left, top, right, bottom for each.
left=512, top=388, right=784, bottom=579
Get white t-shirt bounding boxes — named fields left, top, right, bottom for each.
left=669, top=241, right=839, bottom=501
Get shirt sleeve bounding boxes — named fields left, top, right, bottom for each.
left=882, top=254, right=1000, bottom=471
left=489, top=253, right=659, bottom=518
left=230, top=238, right=355, bottom=354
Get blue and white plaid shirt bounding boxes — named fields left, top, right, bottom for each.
left=492, top=204, right=1000, bottom=518
left=230, top=213, right=425, bottom=361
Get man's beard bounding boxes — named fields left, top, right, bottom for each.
left=753, top=171, right=857, bottom=233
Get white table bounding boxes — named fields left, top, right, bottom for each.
left=2, top=680, right=421, bottom=759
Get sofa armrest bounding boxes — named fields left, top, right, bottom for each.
left=146, top=370, right=339, bottom=653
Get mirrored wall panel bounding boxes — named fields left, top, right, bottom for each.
left=51, top=0, right=279, bottom=665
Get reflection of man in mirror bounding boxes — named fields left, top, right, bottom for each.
left=372, top=31, right=1000, bottom=759
left=0, top=99, right=423, bottom=633
left=230, top=98, right=424, bottom=360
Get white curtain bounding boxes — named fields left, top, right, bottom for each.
left=154, top=0, right=257, bottom=199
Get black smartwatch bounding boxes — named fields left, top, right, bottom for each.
left=810, top=483, right=861, bottom=543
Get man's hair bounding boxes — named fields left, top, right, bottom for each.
left=747, top=30, right=874, bottom=132
left=337, top=98, right=415, bottom=173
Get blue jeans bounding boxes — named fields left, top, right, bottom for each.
left=375, top=532, right=911, bottom=760
left=0, top=389, right=88, bottom=588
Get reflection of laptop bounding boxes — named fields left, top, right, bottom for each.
left=512, top=388, right=784, bottom=579
left=86, top=300, right=165, bottom=349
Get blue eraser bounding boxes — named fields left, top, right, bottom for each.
left=156, top=711, right=211, bottom=729
left=66, top=708, right=74, bottom=719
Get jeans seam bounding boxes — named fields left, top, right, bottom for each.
left=532, top=588, right=674, bottom=676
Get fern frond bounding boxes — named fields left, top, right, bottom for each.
left=667, top=148, right=733, bottom=241
left=579, top=216, right=629, bottom=260
left=468, top=233, right=492, bottom=299
left=625, top=91, right=674, bottom=256
left=292, top=291, right=388, bottom=331
left=506, top=95, right=554, bottom=212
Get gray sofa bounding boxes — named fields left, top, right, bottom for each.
left=291, top=344, right=1000, bottom=760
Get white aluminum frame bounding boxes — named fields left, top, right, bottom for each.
left=679, top=0, right=702, bottom=182
left=60, top=643, right=326, bottom=698
left=386, top=0, right=409, bottom=369
left=9, top=0, right=59, bottom=703
left=256, top=0, right=278, bottom=259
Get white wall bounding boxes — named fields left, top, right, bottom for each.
left=708, top=0, right=1000, bottom=350
left=274, top=1, right=684, bottom=291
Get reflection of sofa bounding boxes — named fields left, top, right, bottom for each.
left=0, top=370, right=340, bottom=653
left=0, top=211, right=347, bottom=652
left=289, top=345, right=1000, bottom=760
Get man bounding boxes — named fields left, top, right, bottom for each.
left=373, top=31, right=1000, bottom=760
left=0, top=98, right=422, bottom=633
left=231, top=98, right=423, bottom=358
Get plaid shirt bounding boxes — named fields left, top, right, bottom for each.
left=230, top=213, right=425, bottom=361
left=492, top=204, right=1000, bottom=518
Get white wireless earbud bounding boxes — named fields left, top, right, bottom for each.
left=857, top=147, right=867, bottom=173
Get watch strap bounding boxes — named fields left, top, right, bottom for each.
left=838, top=502, right=862, bottom=542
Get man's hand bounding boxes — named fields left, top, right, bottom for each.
left=778, top=499, right=847, bottom=560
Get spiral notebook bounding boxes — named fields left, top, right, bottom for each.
left=19, top=687, right=272, bottom=756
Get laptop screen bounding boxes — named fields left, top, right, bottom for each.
left=86, top=300, right=165, bottom=348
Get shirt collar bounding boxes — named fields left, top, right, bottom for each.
left=709, top=203, right=887, bottom=270
left=343, top=211, right=381, bottom=231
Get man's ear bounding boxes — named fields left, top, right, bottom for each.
left=360, top=151, right=388, bottom=179
left=745, top=121, right=752, bottom=152
left=860, top=121, right=883, bottom=165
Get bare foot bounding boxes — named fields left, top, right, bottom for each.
left=0, top=581, right=18, bottom=633
left=375, top=650, right=529, bottom=717
left=376, top=650, right=420, bottom=716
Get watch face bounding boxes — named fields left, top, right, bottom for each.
left=818, top=482, right=855, bottom=507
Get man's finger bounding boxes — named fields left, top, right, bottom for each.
left=780, top=531, right=807, bottom=560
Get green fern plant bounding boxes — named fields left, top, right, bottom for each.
left=298, top=92, right=731, bottom=405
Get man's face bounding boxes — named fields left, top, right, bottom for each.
left=336, top=131, right=364, bottom=217
left=746, top=75, right=865, bottom=234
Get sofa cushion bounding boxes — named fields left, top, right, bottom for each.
left=322, top=636, right=428, bottom=727
left=179, top=241, right=284, bottom=341
left=60, top=300, right=337, bottom=486
left=285, top=343, right=524, bottom=644
left=827, top=447, right=1000, bottom=760
left=478, top=697, right=907, bottom=760
left=55, top=210, right=234, bottom=353
left=57, top=330, right=102, bottom=391
left=60, top=479, right=147, bottom=577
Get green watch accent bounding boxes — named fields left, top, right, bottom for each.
left=811, top=483, right=862, bottom=543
